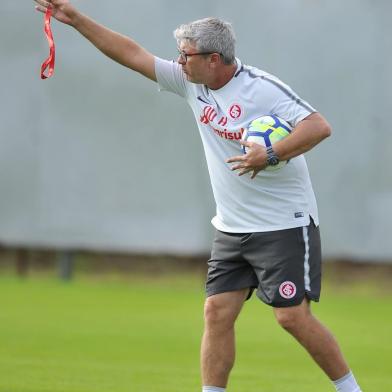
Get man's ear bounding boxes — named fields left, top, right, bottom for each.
left=209, top=53, right=222, bottom=67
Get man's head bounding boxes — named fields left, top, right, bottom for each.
left=173, top=17, right=237, bottom=88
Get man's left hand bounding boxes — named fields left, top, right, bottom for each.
left=226, top=140, right=268, bottom=179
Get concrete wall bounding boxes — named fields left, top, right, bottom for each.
left=0, top=1, right=391, bottom=260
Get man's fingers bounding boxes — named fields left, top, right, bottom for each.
left=226, top=155, right=245, bottom=164
left=231, top=165, right=262, bottom=178
left=238, top=139, right=252, bottom=147
left=34, top=0, right=50, bottom=7
left=238, top=168, right=252, bottom=176
left=229, top=161, right=249, bottom=173
left=251, top=169, right=261, bottom=179
left=230, top=164, right=246, bottom=171
left=35, top=5, right=47, bottom=13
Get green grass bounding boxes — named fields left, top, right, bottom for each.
left=0, top=273, right=391, bottom=392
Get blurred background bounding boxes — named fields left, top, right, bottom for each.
left=1, top=0, right=392, bottom=265
left=0, top=2, right=392, bottom=392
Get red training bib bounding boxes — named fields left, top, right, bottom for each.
left=41, top=7, right=56, bottom=79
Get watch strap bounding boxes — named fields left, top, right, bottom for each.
left=266, top=146, right=280, bottom=166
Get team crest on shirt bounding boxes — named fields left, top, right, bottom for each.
left=279, top=281, right=297, bottom=299
left=228, top=103, right=243, bottom=122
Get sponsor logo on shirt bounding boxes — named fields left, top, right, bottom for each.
left=200, top=106, right=218, bottom=123
left=218, top=116, right=228, bottom=126
left=200, top=106, right=244, bottom=141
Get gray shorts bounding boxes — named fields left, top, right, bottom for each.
left=206, top=219, right=322, bottom=307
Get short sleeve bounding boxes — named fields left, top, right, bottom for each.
left=264, top=75, right=317, bottom=126
left=155, top=56, right=188, bottom=98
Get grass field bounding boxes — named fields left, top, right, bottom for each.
left=0, top=272, right=391, bottom=392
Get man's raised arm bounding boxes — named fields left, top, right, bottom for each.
left=34, top=0, right=156, bottom=81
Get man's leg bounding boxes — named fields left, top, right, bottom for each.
left=201, top=288, right=250, bottom=389
left=273, top=299, right=361, bottom=391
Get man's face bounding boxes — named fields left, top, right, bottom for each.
left=177, top=41, right=212, bottom=84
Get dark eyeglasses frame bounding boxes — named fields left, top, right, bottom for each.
left=177, top=49, right=222, bottom=64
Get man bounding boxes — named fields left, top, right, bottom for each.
left=34, top=1, right=362, bottom=391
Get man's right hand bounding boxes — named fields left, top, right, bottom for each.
left=34, top=0, right=76, bottom=26
left=34, top=0, right=156, bottom=81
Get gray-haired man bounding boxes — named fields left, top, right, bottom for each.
left=34, top=1, right=362, bottom=391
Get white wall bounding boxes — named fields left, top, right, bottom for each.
left=0, top=1, right=391, bottom=260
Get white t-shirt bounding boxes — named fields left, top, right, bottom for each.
left=155, top=56, right=319, bottom=233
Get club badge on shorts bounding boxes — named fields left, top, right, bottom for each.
left=279, top=281, right=297, bottom=299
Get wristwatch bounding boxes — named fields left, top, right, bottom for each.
left=266, top=146, right=280, bottom=167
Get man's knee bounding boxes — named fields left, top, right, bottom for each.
left=274, top=301, right=310, bottom=332
left=204, top=291, right=247, bottom=330
left=275, top=310, right=299, bottom=331
left=204, top=298, right=234, bottom=329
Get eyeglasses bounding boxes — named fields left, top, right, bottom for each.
left=177, top=49, right=222, bottom=64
